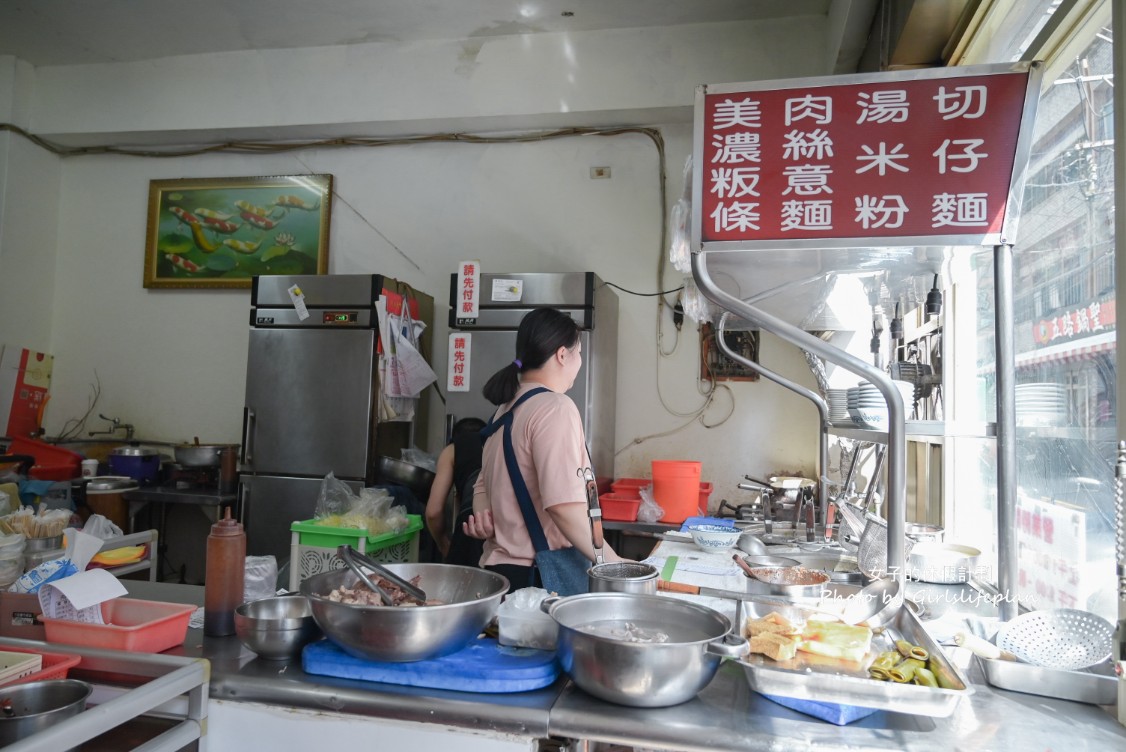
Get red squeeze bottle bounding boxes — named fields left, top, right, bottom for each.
left=204, top=507, right=246, bottom=637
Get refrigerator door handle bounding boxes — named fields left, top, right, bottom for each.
left=242, top=408, right=256, bottom=465
left=239, top=480, right=250, bottom=527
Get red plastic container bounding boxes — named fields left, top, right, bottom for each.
left=0, top=646, right=81, bottom=685
left=611, top=478, right=713, bottom=515
left=40, top=598, right=194, bottom=653
left=600, top=493, right=641, bottom=522
left=5, top=437, right=82, bottom=480
left=610, top=478, right=649, bottom=499
left=698, top=482, right=714, bottom=515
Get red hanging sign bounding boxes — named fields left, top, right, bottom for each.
left=693, top=63, right=1041, bottom=249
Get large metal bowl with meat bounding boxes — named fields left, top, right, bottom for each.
left=300, top=563, right=509, bottom=662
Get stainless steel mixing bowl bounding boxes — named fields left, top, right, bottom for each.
left=234, top=593, right=323, bottom=660
left=0, top=679, right=92, bottom=747
left=300, top=563, right=508, bottom=662
left=543, top=592, right=748, bottom=707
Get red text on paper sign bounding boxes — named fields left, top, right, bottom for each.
left=701, top=72, right=1029, bottom=242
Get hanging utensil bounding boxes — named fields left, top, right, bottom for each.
left=578, top=467, right=604, bottom=565
left=337, top=545, right=427, bottom=604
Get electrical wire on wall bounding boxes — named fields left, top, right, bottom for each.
left=2, top=119, right=730, bottom=446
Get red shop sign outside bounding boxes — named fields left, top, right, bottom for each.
left=692, top=62, right=1042, bottom=250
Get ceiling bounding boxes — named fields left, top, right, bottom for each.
left=0, top=0, right=836, bottom=68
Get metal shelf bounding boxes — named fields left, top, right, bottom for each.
left=829, top=421, right=997, bottom=442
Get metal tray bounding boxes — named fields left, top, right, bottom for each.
left=979, top=655, right=1117, bottom=705
left=737, top=599, right=973, bottom=718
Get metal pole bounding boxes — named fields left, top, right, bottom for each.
left=994, top=243, right=1018, bottom=622
left=717, top=313, right=831, bottom=524
left=694, top=252, right=906, bottom=586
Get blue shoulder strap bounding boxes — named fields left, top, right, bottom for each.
left=479, top=387, right=552, bottom=553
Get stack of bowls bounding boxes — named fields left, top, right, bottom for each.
left=234, top=594, right=323, bottom=660
left=827, top=388, right=851, bottom=425
left=845, top=380, right=916, bottom=429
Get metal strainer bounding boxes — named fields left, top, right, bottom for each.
left=835, top=501, right=867, bottom=550
left=857, top=516, right=915, bottom=579
left=996, top=608, right=1114, bottom=670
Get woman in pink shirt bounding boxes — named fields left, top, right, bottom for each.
left=463, top=307, right=622, bottom=593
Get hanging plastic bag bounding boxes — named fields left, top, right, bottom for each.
left=668, top=155, right=693, bottom=274
left=637, top=485, right=665, bottom=524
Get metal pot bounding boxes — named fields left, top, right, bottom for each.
left=0, top=679, right=92, bottom=748
left=373, top=456, right=436, bottom=502
left=300, top=563, right=508, bottom=662
left=542, top=592, right=748, bottom=707
left=84, top=475, right=138, bottom=530
left=174, top=441, right=233, bottom=467
left=107, top=445, right=160, bottom=482
left=907, top=542, right=981, bottom=584
left=588, top=562, right=659, bottom=594
left=905, top=523, right=945, bottom=544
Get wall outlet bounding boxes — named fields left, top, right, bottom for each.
left=589, top=166, right=611, bottom=179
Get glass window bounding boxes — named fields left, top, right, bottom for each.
left=953, top=18, right=1116, bottom=621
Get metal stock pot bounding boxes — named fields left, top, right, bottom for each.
left=542, top=592, right=748, bottom=707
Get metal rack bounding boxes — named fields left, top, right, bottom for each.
left=0, top=636, right=208, bottom=751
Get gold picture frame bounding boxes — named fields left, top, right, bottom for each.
left=143, top=174, right=332, bottom=289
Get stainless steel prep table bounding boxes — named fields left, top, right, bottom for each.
left=122, top=581, right=564, bottom=744
left=67, top=565, right=1126, bottom=751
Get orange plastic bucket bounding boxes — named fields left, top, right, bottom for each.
left=651, top=460, right=702, bottom=524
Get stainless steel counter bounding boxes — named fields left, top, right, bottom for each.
left=121, top=581, right=563, bottom=741
left=120, top=565, right=1126, bottom=751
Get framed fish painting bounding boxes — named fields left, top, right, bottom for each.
left=143, top=174, right=332, bottom=289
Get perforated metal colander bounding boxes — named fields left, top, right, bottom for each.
left=996, top=608, right=1114, bottom=670
left=856, top=516, right=914, bottom=579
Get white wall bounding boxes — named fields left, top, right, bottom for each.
left=2, top=17, right=833, bottom=504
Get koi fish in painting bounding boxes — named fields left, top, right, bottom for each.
left=223, top=238, right=261, bottom=254
left=190, top=222, right=218, bottom=252
left=240, top=211, right=279, bottom=231
left=166, top=254, right=201, bottom=273
left=170, top=206, right=200, bottom=226
left=199, top=216, right=241, bottom=234
left=193, top=208, right=233, bottom=221
left=274, top=195, right=320, bottom=211
left=234, top=200, right=274, bottom=218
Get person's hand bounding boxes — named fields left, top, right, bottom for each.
left=462, top=509, right=494, bottom=540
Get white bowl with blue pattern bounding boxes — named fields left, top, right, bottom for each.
left=685, top=524, right=741, bottom=553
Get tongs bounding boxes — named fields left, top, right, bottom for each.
left=578, top=467, right=604, bottom=565
left=337, top=544, right=427, bottom=605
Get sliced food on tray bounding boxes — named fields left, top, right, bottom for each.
left=746, top=611, right=872, bottom=663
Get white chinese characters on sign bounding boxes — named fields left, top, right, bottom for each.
left=698, top=67, right=1032, bottom=243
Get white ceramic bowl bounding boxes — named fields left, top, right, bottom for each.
left=685, top=524, right=741, bottom=553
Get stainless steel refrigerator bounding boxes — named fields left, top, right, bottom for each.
left=445, top=271, right=618, bottom=486
left=239, top=274, right=433, bottom=562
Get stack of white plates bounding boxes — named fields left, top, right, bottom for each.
left=1015, top=383, right=1067, bottom=426
left=827, top=388, right=851, bottom=425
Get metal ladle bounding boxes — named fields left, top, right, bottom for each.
left=337, top=545, right=427, bottom=605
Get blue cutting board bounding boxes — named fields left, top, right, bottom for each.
left=302, top=638, right=560, bottom=693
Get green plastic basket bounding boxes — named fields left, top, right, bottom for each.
left=290, top=514, right=422, bottom=550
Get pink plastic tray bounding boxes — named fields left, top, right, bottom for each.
left=40, top=598, right=194, bottom=653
